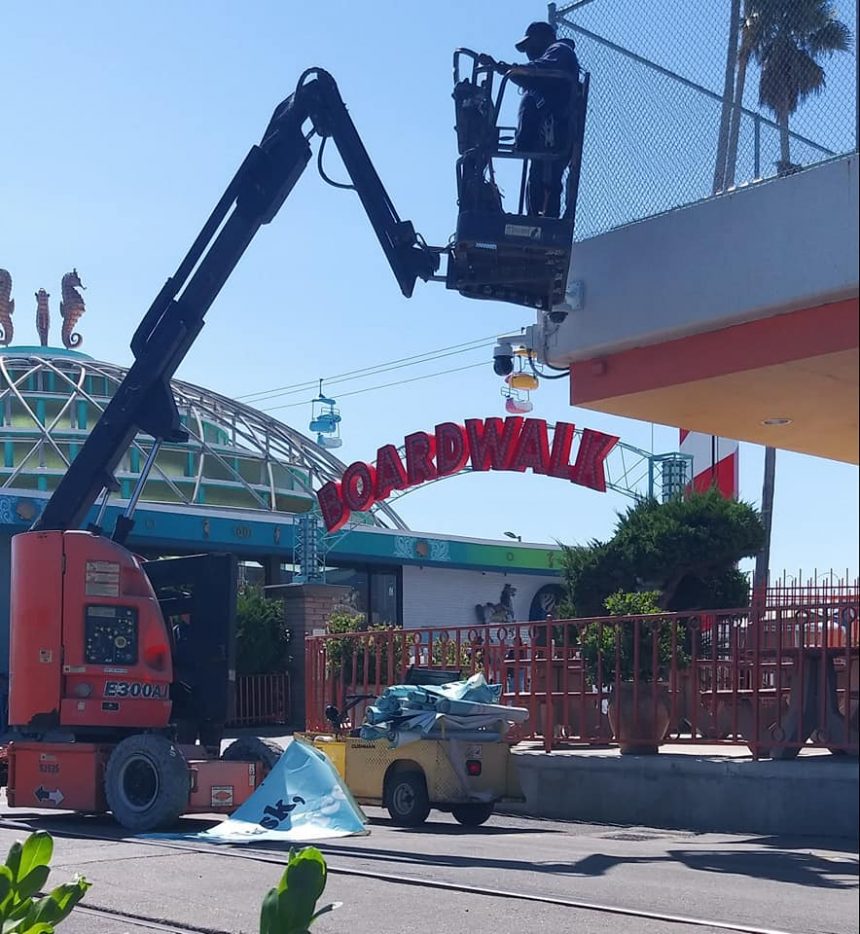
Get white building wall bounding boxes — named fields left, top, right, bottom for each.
left=401, top=564, right=561, bottom=631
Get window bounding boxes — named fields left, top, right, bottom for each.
left=324, top=564, right=401, bottom=627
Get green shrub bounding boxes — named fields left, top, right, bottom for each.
left=325, top=610, right=475, bottom=685
left=236, top=586, right=292, bottom=676
left=431, top=637, right=472, bottom=676
left=1, top=831, right=90, bottom=932
left=260, top=846, right=339, bottom=933
left=580, top=590, right=687, bottom=684
left=561, top=491, right=764, bottom=618
left=324, top=610, right=404, bottom=686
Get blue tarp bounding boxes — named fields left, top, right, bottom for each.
left=359, top=672, right=528, bottom=748
left=142, top=738, right=368, bottom=844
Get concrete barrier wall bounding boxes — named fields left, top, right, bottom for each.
left=505, top=748, right=859, bottom=840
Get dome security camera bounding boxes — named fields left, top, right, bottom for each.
left=492, top=341, right=514, bottom=376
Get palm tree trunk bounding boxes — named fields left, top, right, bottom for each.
left=778, top=111, right=792, bottom=173
left=713, top=0, right=742, bottom=193
left=752, top=445, right=776, bottom=611
left=725, top=43, right=750, bottom=189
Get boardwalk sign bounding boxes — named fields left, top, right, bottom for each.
left=317, top=417, right=619, bottom=532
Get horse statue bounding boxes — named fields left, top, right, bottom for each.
left=475, top=583, right=517, bottom=626
left=0, top=268, right=13, bottom=346
left=60, top=269, right=86, bottom=349
left=35, top=289, right=51, bottom=347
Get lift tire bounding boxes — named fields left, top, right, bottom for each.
left=221, top=737, right=284, bottom=774
left=386, top=769, right=431, bottom=827
left=105, top=734, right=190, bottom=832
left=451, top=802, right=495, bottom=827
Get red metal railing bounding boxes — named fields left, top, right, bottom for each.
left=765, top=575, right=860, bottom=607
left=767, top=569, right=860, bottom=605
left=230, top=672, right=290, bottom=727
left=305, top=599, right=859, bottom=758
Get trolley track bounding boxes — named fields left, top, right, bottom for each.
left=70, top=902, right=227, bottom=934
left=0, top=813, right=820, bottom=934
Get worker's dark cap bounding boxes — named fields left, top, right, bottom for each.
left=515, top=21, right=556, bottom=52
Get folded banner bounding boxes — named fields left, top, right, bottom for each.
left=359, top=672, right=528, bottom=748
left=143, top=739, right=369, bottom=844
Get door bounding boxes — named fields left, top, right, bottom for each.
left=143, top=553, right=237, bottom=750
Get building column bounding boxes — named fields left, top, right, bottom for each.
left=264, top=583, right=351, bottom=731
left=261, top=555, right=283, bottom=586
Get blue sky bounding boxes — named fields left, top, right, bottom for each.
left=2, top=2, right=857, bottom=580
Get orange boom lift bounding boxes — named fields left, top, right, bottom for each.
left=4, top=63, right=587, bottom=830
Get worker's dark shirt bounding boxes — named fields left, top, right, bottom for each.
left=508, top=39, right=580, bottom=151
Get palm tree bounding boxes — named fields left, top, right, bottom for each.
left=724, top=1, right=766, bottom=188
left=714, top=0, right=743, bottom=193
left=752, top=444, right=776, bottom=610
left=718, top=1, right=852, bottom=601
left=745, top=1, right=850, bottom=602
left=754, top=0, right=852, bottom=173
left=722, top=0, right=852, bottom=187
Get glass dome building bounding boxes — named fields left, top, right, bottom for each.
left=0, top=345, right=406, bottom=528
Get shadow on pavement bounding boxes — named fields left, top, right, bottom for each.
left=7, top=811, right=855, bottom=892
left=733, top=833, right=860, bottom=854
left=558, top=849, right=858, bottom=890
left=315, top=839, right=858, bottom=891
left=367, top=816, right=563, bottom=836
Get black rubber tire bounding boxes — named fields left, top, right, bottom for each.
left=386, top=770, right=430, bottom=827
left=221, top=736, right=284, bottom=773
left=451, top=802, right=495, bottom=827
left=105, top=734, right=190, bottom=832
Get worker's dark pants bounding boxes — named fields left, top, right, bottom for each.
left=526, top=158, right=566, bottom=218
left=517, top=103, right=569, bottom=218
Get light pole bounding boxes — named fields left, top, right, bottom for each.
left=503, top=531, right=522, bottom=542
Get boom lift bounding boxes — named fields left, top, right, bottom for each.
left=448, top=49, right=589, bottom=312
left=4, top=63, right=588, bottom=831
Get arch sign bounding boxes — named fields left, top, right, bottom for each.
left=317, top=417, right=619, bottom=532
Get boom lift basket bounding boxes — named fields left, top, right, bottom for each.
left=447, top=49, right=590, bottom=311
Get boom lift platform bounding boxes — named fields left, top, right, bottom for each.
left=448, top=49, right=589, bottom=311
left=3, top=62, right=588, bottom=832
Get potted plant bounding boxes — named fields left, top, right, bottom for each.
left=562, top=491, right=765, bottom=751
left=579, top=590, right=685, bottom=754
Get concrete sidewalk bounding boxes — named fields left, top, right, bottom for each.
left=505, top=742, right=860, bottom=840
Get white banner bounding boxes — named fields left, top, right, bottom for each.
left=144, top=739, right=368, bottom=844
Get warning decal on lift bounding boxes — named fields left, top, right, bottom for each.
left=504, top=223, right=542, bottom=240
left=211, top=786, right=235, bottom=808
left=85, top=560, right=120, bottom=597
left=34, top=785, right=65, bottom=806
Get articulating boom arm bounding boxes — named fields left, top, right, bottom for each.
left=33, top=68, right=439, bottom=537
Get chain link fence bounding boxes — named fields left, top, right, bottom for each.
left=550, top=0, right=857, bottom=238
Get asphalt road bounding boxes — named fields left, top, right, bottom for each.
left=1, top=797, right=857, bottom=934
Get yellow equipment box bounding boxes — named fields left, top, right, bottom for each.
left=297, top=732, right=523, bottom=827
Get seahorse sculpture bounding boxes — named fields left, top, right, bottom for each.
left=60, top=268, right=86, bottom=349
left=35, top=289, right=51, bottom=346
left=0, top=268, right=14, bottom=347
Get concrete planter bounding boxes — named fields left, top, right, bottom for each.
left=607, top=682, right=671, bottom=754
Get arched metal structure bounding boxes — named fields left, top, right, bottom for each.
left=378, top=427, right=692, bottom=506
left=0, top=348, right=409, bottom=530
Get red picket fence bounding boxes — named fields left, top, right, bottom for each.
left=230, top=672, right=290, bottom=727
left=305, top=600, right=859, bottom=758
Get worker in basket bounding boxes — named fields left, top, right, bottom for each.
left=479, top=20, right=580, bottom=217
